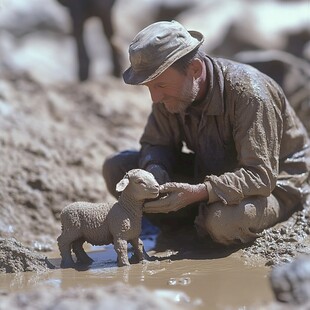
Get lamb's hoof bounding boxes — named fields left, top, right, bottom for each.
left=129, top=254, right=141, bottom=264
left=130, top=253, right=155, bottom=264
left=60, top=260, right=75, bottom=269
left=77, top=257, right=94, bottom=265
left=117, top=261, right=130, bottom=267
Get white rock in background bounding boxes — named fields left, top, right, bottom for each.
left=179, top=0, right=310, bottom=53
left=6, top=33, right=76, bottom=85
left=0, top=0, right=74, bottom=84
left=178, top=0, right=243, bottom=53
left=0, top=0, right=69, bottom=36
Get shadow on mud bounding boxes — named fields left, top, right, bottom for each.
left=152, top=227, right=249, bottom=261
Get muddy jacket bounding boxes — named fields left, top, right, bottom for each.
left=139, top=56, right=310, bottom=207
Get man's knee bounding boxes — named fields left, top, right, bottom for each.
left=195, top=197, right=276, bottom=246
left=198, top=202, right=253, bottom=245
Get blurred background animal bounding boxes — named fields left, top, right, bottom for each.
left=57, top=0, right=122, bottom=81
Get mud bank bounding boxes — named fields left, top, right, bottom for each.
left=0, top=238, right=54, bottom=273
left=242, top=204, right=310, bottom=266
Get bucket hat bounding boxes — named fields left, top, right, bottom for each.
left=123, top=20, right=204, bottom=85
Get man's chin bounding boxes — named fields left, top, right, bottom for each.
left=163, top=101, right=190, bottom=114
left=164, top=106, right=176, bottom=114
left=163, top=104, right=182, bottom=114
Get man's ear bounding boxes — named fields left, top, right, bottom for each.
left=116, top=176, right=129, bottom=192
left=189, top=58, right=203, bottom=79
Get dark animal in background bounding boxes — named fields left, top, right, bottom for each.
left=57, top=0, right=122, bottom=81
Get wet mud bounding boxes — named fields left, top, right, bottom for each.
left=0, top=237, right=273, bottom=310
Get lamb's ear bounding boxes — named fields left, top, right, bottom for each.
left=116, top=176, right=129, bottom=192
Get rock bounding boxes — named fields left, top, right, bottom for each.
left=0, top=238, right=54, bottom=273
left=270, top=255, right=310, bottom=305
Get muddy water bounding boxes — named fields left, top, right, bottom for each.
left=0, top=238, right=274, bottom=309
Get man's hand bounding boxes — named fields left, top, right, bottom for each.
left=145, top=164, right=170, bottom=185
left=144, top=182, right=209, bottom=213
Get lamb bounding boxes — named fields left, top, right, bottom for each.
left=57, top=169, right=159, bottom=268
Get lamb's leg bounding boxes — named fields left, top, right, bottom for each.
left=129, top=238, right=144, bottom=263
left=57, top=233, right=75, bottom=268
left=129, top=238, right=151, bottom=264
left=72, top=239, right=94, bottom=265
left=114, top=238, right=130, bottom=267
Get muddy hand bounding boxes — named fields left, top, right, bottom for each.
left=143, top=182, right=206, bottom=213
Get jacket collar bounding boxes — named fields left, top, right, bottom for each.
left=178, top=55, right=225, bottom=123
left=201, top=56, right=225, bottom=116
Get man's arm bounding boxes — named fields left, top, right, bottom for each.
left=203, top=80, right=283, bottom=205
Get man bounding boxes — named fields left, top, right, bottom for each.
left=103, top=21, right=310, bottom=246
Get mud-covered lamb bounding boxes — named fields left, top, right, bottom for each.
left=57, top=169, right=159, bottom=267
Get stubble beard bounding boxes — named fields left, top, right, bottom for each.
left=163, top=77, right=200, bottom=114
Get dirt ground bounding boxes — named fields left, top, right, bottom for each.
left=0, top=0, right=310, bottom=309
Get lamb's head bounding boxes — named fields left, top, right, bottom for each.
left=116, top=169, right=159, bottom=201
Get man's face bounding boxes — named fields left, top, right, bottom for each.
left=144, top=67, right=200, bottom=114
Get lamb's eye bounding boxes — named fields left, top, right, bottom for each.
left=136, top=179, right=146, bottom=185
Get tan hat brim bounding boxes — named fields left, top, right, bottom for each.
left=123, top=30, right=204, bottom=85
